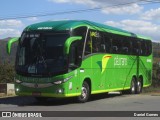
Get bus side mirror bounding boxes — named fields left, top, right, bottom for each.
left=64, top=36, right=82, bottom=55
left=7, top=37, right=19, bottom=54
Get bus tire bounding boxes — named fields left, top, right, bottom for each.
left=136, top=79, right=142, bottom=94
left=77, top=81, right=90, bottom=103
left=130, top=77, right=136, bottom=94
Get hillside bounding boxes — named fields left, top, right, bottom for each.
left=0, top=38, right=17, bottom=64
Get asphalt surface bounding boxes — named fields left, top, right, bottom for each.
left=0, top=93, right=160, bottom=120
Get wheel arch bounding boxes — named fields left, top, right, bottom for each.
left=132, top=75, right=137, bottom=82
left=83, top=77, right=92, bottom=94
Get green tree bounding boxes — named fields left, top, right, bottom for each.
left=0, top=61, right=15, bottom=83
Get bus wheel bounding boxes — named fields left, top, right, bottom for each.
left=130, top=77, right=136, bottom=94
left=136, top=79, right=142, bottom=94
left=78, top=81, right=90, bottom=103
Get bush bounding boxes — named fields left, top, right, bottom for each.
left=0, top=61, right=15, bottom=83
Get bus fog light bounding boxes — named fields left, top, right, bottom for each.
left=16, top=88, right=20, bottom=92
left=56, top=88, right=64, bottom=94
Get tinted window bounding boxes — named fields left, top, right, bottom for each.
left=140, top=39, right=152, bottom=56
left=111, top=35, right=122, bottom=54
left=146, top=40, right=152, bottom=56
left=131, top=38, right=139, bottom=55
left=84, top=30, right=106, bottom=56
left=84, top=31, right=92, bottom=56
left=72, top=27, right=87, bottom=57
left=91, top=31, right=105, bottom=53
left=84, top=30, right=152, bottom=56
left=121, top=38, right=131, bottom=54
left=104, top=33, right=112, bottom=53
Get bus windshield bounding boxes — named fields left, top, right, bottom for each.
left=16, top=32, right=69, bottom=77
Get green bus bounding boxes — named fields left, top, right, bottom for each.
left=7, top=20, right=152, bottom=102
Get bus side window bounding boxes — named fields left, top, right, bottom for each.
left=91, top=33, right=100, bottom=53
left=112, top=45, right=118, bottom=53
left=85, top=31, right=92, bottom=56
left=104, top=33, right=112, bottom=53
left=121, top=37, right=131, bottom=55
left=72, top=27, right=87, bottom=57
left=111, top=36, right=122, bottom=54
left=138, top=41, right=142, bottom=55
left=90, top=31, right=105, bottom=53
left=140, top=40, right=146, bottom=56
left=146, top=40, right=152, bottom=56
left=131, top=39, right=139, bottom=55
left=141, top=40, right=152, bottom=56
left=100, top=32, right=106, bottom=53
left=69, top=41, right=82, bottom=70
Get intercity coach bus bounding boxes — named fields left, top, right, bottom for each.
left=7, top=20, right=152, bottom=102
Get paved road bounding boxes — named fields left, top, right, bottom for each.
left=0, top=93, right=160, bottom=120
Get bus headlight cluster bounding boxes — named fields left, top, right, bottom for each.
left=53, top=76, right=73, bottom=85
left=15, top=79, right=22, bottom=84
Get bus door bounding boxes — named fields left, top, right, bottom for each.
left=69, top=39, right=83, bottom=93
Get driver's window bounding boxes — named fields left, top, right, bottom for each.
left=69, top=41, right=82, bottom=70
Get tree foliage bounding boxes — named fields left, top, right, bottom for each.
left=0, top=61, right=15, bottom=83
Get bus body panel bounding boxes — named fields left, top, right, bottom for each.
left=10, top=20, right=152, bottom=99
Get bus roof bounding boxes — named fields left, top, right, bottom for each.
left=24, top=20, right=151, bottom=40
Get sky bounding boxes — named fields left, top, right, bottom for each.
left=0, top=0, right=160, bottom=41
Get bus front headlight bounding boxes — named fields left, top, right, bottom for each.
left=15, top=79, right=22, bottom=84
left=53, top=76, right=73, bottom=85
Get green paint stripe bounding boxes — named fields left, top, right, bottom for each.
left=91, top=84, right=151, bottom=95
left=91, top=87, right=130, bottom=94
left=73, top=24, right=151, bottom=40
left=73, top=25, right=131, bottom=37
left=137, top=35, right=152, bottom=40
left=143, top=84, right=151, bottom=87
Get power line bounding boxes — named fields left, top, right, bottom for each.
left=0, top=0, right=159, bottom=20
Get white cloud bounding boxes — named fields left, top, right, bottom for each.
left=141, top=8, right=160, bottom=20
left=48, top=0, right=143, bottom=15
left=48, top=0, right=70, bottom=3
left=105, top=20, right=160, bottom=41
left=101, top=3, right=143, bottom=15
left=27, top=17, right=38, bottom=21
left=0, top=19, right=24, bottom=38
left=0, top=29, right=21, bottom=38
left=0, top=19, right=23, bottom=28
left=48, top=0, right=100, bottom=7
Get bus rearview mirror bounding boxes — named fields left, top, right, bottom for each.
left=64, top=36, right=82, bottom=54
left=7, top=37, right=19, bottom=54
